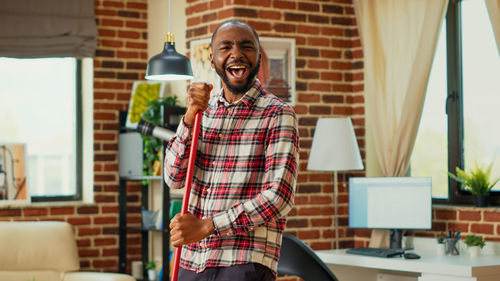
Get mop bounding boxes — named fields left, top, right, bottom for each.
left=170, top=110, right=202, bottom=281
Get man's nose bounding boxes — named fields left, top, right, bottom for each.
left=229, top=46, right=244, bottom=60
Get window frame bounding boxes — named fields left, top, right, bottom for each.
left=30, top=59, right=83, bottom=202
left=437, top=0, right=500, bottom=206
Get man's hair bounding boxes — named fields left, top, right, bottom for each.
left=210, top=20, right=260, bottom=46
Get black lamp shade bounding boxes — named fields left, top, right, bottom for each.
left=145, top=41, right=193, bottom=81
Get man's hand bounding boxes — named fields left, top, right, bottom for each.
left=169, top=212, right=215, bottom=247
left=184, top=82, right=212, bottom=127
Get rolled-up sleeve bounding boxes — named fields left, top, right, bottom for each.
left=163, top=118, right=193, bottom=189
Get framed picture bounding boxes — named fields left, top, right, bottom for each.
left=190, top=38, right=222, bottom=94
left=125, top=81, right=167, bottom=129
left=0, top=143, right=29, bottom=203
left=259, top=37, right=296, bottom=105
left=189, top=37, right=296, bottom=105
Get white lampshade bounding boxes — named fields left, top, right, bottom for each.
left=307, top=117, right=364, bottom=172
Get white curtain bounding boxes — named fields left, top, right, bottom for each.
left=486, top=0, right=500, bottom=54
left=353, top=0, right=449, bottom=177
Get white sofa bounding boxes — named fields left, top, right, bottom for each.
left=0, top=221, right=135, bottom=281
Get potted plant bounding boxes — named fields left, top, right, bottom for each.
left=464, top=234, right=485, bottom=257
left=140, top=95, right=178, bottom=177
left=448, top=161, right=499, bottom=207
left=145, top=260, right=157, bottom=280
left=436, top=236, right=445, bottom=255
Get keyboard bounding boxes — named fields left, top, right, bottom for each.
left=346, top=247, right=405, bottom=258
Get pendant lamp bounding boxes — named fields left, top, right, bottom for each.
left=145, top=0, right=193, bottom=81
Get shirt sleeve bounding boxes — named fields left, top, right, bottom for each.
left=211, top=106, right=299, bottom=236
left=163, top=117, right=193, bottom=189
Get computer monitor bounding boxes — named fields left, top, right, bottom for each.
left=349, top=177, right=432, bottom=249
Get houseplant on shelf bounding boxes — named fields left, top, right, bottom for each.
left=140, top=95, right=178, bottom=177
left=146, top=261, right=157, bottom=280
left=464, top=234, right=485, bottom=257
left=448, top=161, right=499, bottom=207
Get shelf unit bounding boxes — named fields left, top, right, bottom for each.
left=118, top=176, right=170, bottom=281
left=117, top=105, right=184, bottom=281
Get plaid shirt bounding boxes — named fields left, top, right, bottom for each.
left=164, top=80, right=298, bottom=275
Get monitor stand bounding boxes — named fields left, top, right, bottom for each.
left=390, top=229, right=403, bottom=249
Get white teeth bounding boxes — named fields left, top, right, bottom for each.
left=229, top=65, right=245, bottom=69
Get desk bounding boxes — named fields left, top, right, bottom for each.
left=315, top=238, right=500, bottom=281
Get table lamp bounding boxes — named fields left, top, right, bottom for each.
left=307, top=117, right=364, bottom=249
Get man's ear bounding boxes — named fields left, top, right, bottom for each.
left=210, top=52, right=214, bottom=69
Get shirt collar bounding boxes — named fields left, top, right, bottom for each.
left=216, top=79, right=262, bottom=108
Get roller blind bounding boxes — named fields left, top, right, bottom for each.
left=0, top=0, right=97, bottom=58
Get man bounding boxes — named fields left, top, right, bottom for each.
left=165, top=20, right=298, bottom=281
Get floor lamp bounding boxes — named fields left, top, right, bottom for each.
left=307, top=118, right=364, bottom=249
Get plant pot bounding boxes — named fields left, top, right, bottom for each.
left=475, top=194, right=488, bottom=207
left=436, top=243, right=445, bottom=255
left=147, top=269, right=157, bottom=280
left=469, top=246, right=481, bottom=257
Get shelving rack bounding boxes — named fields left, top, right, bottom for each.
left=117, top=105, right=184, bottom=281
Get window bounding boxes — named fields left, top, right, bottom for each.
left=411, top=0, right=500, bottom=204
left=0, top=57, right=91, bottom=202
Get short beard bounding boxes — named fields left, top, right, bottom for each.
left=215, top=59, right=261, bottom=95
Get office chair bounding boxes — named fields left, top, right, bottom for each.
left=277, top=233, right=339, bottom=281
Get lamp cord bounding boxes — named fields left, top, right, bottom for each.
left=168, top=0, right=172, bottom=34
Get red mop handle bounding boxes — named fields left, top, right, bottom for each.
left=171, top=110, right=202, bottom=281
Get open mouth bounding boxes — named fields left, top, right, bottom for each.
left=226, top=65, right=248, bottom=79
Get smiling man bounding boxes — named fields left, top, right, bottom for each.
left=164, top=20, right=299, bottom=281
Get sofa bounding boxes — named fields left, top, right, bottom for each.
left=0, top=221, right=135, bottom=281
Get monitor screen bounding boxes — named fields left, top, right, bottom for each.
left=349, top=177, right=432, bottom=230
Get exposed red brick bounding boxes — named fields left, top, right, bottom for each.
left=298, top=2, right=319, bottom=12
left=50, top=207, right=75, bottom=215
left=24, top=208, right=48, bottom=217
left=435, top=210, right=457, bottom=220
left=259, top=10, right=281, bottom=20
left=470, top=223, right=494, bottom=235
left=459, top=211, right=481, bottom=221
left=298, top=230, right=320, bottom=239
left=484, top=212, right=500, bottom=222
left=273, top=0, right=296, bottom=9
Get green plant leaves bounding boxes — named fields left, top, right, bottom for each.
left=448, top=161, right=500, bottom=195
left=464, top=234, right=485, bottom=248
left=140, top=96, right=178, bottom=176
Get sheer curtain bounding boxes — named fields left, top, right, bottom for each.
left=353, top=0, right=449, bottom=177
left=353, top=0, right=449, bottom=248
left=486, top=0, right=500, bottom=54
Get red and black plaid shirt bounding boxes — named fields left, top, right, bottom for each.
left=164, top=80, right=299, bottom=275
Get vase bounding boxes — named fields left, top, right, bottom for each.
left=469, top=246, right=481, bottom=257
left=148, top=269, right=157, bottom=280
left=475, top=194, right=488, bottom=207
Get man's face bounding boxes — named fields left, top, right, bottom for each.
left=210, top=24, right=260, bottom=95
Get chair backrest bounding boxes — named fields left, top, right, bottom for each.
left=0, top=221, right=80, bottom=272
left=277, top=233, right=339, bottom=281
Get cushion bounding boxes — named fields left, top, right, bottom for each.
left=0, top=221, right=80, bottom=271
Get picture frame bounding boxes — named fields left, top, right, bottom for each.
left=189, top=37, right=296, bottom=105
left=259, top=37, right=296, bottom=105
left=125, top=81, right=167, bottom=129
left=0, top=143, right=29, bottom=204
left=190, top=38, right=222, bottom=94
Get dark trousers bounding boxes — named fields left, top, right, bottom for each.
left=178, top=263, right=275, bottom=281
